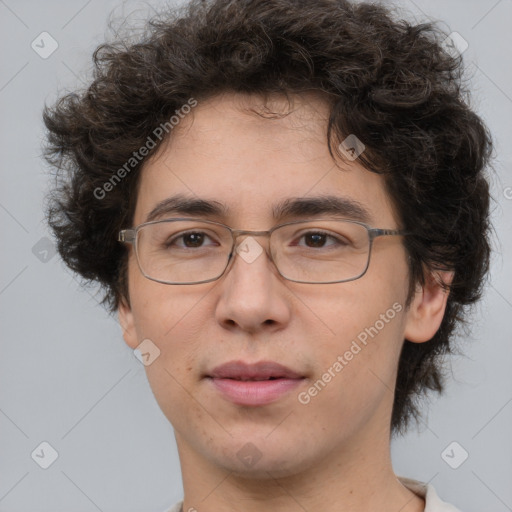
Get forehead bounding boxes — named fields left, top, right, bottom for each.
left=132, top=92, right=399, bottom=228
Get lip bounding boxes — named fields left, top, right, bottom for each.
left=206, top=360, right=305, bottom=406
left=208, top=360, right=303, bottom=380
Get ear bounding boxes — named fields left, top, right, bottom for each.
left=118, top=297, right=139, bottom=349
left=404, top=270, right=454, bottom=343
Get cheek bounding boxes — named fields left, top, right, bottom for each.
left=129, top=281, right=212, bottom=428
left=128, top=249, right=209, bottom=339
left=126, top=259, right=211, bottom=381
left=297, top=297, right=406, bottom=439
left=305, top=266, right=408, bottom=359
left=132, top=293, right=209, bottom=379
left=299, top=254, right=409, bottom=408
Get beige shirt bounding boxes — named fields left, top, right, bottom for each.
left=163, top=477, right=463, bottom=512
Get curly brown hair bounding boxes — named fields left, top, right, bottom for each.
left=42, top=0, right=493, bottom=435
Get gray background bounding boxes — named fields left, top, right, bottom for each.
left=0, top=0, right=511, bottom=511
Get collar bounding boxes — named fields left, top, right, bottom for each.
left=398, top=477, right=463, bottom=512
left=165, top=477, right=462, bottom=512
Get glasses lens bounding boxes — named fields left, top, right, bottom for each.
left=136, top=220, right=232, bottom=283
left=271, top=220, right=370, bottom=283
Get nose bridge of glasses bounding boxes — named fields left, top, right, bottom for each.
left=227, top=229, right=277, bottom=269
left=231, top=228, right=272, bottom=248
left=231, top=228, right=272, bottom=237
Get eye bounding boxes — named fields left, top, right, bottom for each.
left=167, top=231, right=218, bottom=249
left=296, top=231, right=347, bottom=248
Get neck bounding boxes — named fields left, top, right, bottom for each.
left=175, top=418, right=424, bottom=512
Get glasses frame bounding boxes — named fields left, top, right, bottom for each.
left=118, top=217, right=409, bottom=285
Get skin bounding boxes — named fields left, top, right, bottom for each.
left=119, top=92, right=451, bottom=512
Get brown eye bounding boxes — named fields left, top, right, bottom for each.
left=304, top=233, right=328, bottom=247
left=182, top=232, right=206, bottom=247
left=295, top=231, right=348, bottom=249
left=166, top=231, right=216, bottom=249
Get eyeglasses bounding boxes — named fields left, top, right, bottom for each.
left=118, top=217, right=408, bottom=285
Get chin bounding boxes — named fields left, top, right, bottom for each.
left=206, top=439, right=317, bottom=480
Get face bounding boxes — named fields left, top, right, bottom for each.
left=119, top=92, right=449, bottom=479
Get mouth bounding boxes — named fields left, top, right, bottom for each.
left=205, top=360, right=306, bottom=406
left=207, top=360, right=305, bottom=381
left=219, top=376, right=285, bottom=381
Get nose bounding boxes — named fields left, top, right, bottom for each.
left=214, top=236, right=292, bottom=334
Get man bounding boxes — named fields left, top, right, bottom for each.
left=43, top=0, right=492, bottom=510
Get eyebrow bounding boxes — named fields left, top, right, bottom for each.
left=273, top=196, right=372, bottom=223
left=144, top=194, right=372, bottom=224
left=145, top=194, right=228, bottom=223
